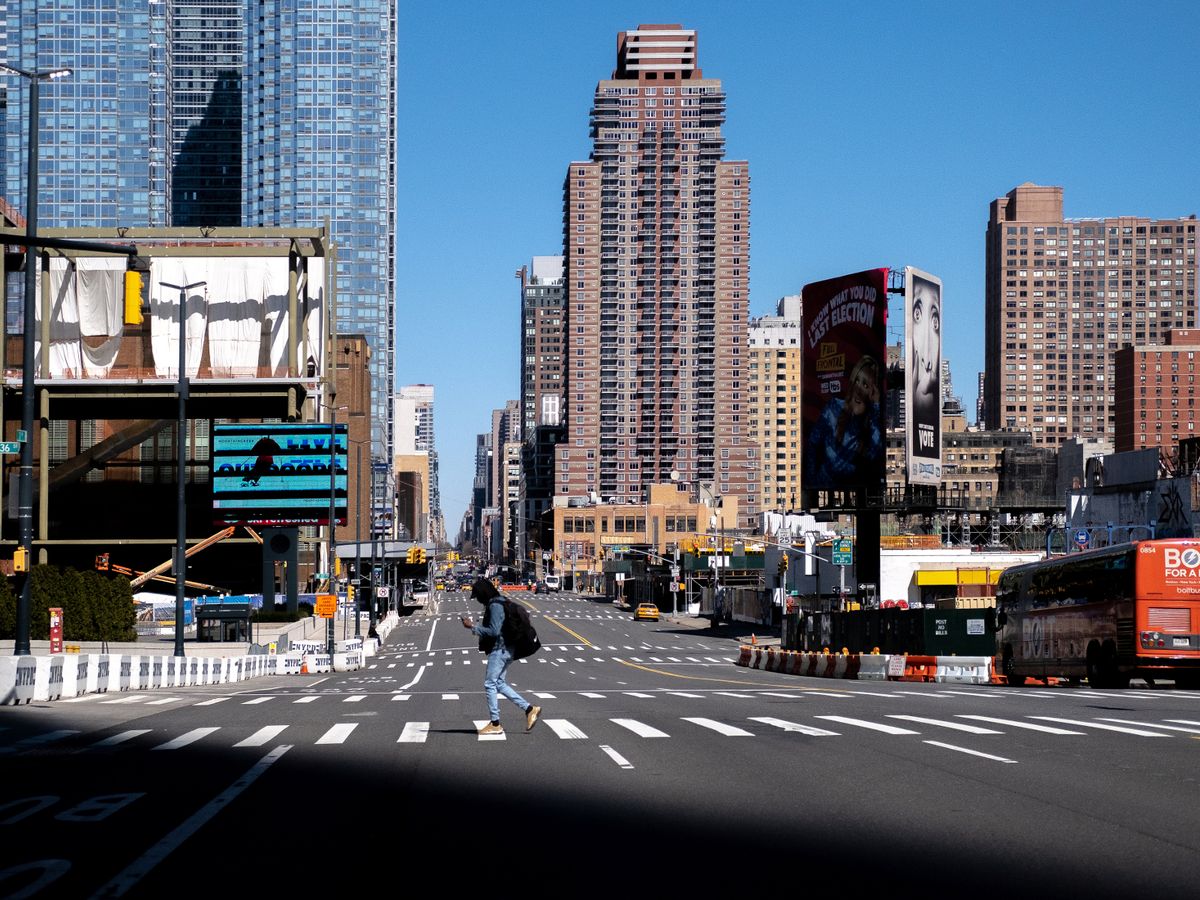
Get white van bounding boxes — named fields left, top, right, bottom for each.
left=543, top=575, right=561, bottom=592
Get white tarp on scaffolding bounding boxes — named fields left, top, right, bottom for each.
left=29, top=254, right=320, bottom=380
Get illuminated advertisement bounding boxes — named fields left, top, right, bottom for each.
left=904, top=267, right=943, bottom=485
left=801, top=269, right=888, bottom=492
left=212, top=423, right=347, bottom=526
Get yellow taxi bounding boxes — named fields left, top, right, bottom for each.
left=633, top=603, right=660, bottom=622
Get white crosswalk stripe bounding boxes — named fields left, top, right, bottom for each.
left=1097, top=718, right=1200, bottom=734
left=623, top=692, right=655, bottom=699
left=815, top=716, right=919, bottom=735
left=957, top=715, right=1084, bottom=735
left=1028, top=717, right=1169, bottom=737
left=92, top=729, right=151, bottom=747
left=344, top=695, right=367, bottom=703
left=887, top=715, right=1003, bottom=734
left=750, top=717, right=839, bottom=736
left=398, top=722, right=429, bottom=743
left=545, top=719, right=588, bottom=739
left=154, top=728, right=219, bottom=750
left=760, top=693, right=803, bottom=699
left=194, top=698, right=228, bottom=706
left=667, top=692, right=705, bottom=699
left=580, top=693, right=606, bottom=699
left=235, top=726, right=288, bottom=747
left=315, top=723, right=357, bottom=745
left=611, top=719, right=669, bottom=738
left=242, top=697, right=273, bottom=705
left=683, top=717, right=754, bottom=737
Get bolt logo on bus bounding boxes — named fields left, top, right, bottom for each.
left=1163, top=547, right=1200, bottom=577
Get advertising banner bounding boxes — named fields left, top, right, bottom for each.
left=211, top=423, right=347, bottom=526
left=801, top=269, right=888, bottom=491
left=905, top=267, right=943, bottom=485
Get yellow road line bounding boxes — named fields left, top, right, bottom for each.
left=541, top=616, right=593, bottom=648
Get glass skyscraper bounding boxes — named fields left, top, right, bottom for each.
left=3, top=0, right=397, bottom=457
left=243, top=0, right=397, bottom=454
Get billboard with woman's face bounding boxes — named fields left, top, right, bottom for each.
left=801, top=269, right=888, bottom=492
left=905, top=267, right=942, bottom=485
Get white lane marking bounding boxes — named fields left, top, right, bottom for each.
left=667, top=657, right=682, bottom=663
left=761, top=693, right=802, bottom=699
left=425, top=618, right=438, bottom=652
left=957, top=716, right=1084, bottom=735
left=704, top=657, right=724, bottom=663
left=887, top=715, right=1003, bottom=734
left=387, top=664, right=396, bottom=669
left=1166, top=719, right=1200, bottom=727
left=599, top=745, right=634, bottom=769
left=392, top=694, right=411, bottom=701
left=630, top=658, right=644, bottom=663
left=683, top=717, right=754, bottom=737
left=846, top=691, right=904, bottom=698
left=101, top=696, right=147, bottom=704
left=95, top=745, right=291, bottom=897
left=92, top=730, right=151, bottom=747
left=307, top=677, right=330, bottom=687
left=624, top=692, right=655, bottom=699
left=1029, top=716, right=1170, bottom=737
left=714, top=692, right=755, bottom=699
left=545, top=719, right=588, bottom=740
left=815, top=716, right=919, bottom=735
left=398, top=722, right=429, bottom=744
left=649, top=657, right=663, bottom=663
left=933, top=691, right=1003, bottom=699
left=442, top=694, right=460, bottom=701
left=923, top=740, right=1018, bottom=764
left=242, top=697, right=272, bottom=705
left=153, top=728, right=220, bottom=751
left=749, top=717, right=839, bottom=736
left=293, top=696, right=320, bottom=704
left=1097, top=719, right=1200, bottom=734
left=667, top=692, right=705, bottom=699
left=194, top=698, right=228, bottom=707
left=474, top=721, right=506, bottom=741
left=398, top=664, right=429, bottom=691
left=581, top=693, right=606, bottom=699
left=686, top=657, right=702, bottom=663
left=315, top=723, right=357, bottom=745
left=533, top=693, right=557, bottom=699
left=10, top=729, right=80, bottom=748
left=62, top=694, right=99, bottom=703
left=234, top=726, right=288, bottom=748
left=343, top=695, right=367, bottom=703
left=611, top=719, right=669, bottom=738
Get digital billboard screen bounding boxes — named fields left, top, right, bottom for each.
left=801, top=268, right=888, bottom=492
left=212, top=423, right=347, bottom=526
left=905, top=267, right=943, bottom=485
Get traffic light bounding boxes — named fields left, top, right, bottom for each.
left=416, top=548, right=427, bottom=564
left=406, top=547, right=418, bottom=564
left=124, top=256, right=150, bottom=325
left=95, top=553, right=110, bottom=572
left=778, top=553, right=789, bottom=578
left=347, top=584, right=356, bottom=608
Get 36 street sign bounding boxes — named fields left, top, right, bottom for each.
left=0, top=442, right=20, bottom=454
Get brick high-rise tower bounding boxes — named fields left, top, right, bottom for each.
left=559, top=24, right=757, bottom=526
left=984, top=183, right=1198, bottom=446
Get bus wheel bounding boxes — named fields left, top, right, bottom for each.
left=1099, top=641, right=1128, bottom=689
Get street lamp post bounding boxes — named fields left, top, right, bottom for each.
left=324, top=402, right=347, bottom=658
left=160, top=281, right=205, bottom=657
left=2, top=64, right=70, bottom=657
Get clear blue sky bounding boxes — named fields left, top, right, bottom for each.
left=396, top=0, right=1200, bottom=538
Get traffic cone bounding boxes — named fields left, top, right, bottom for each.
left=751, top=633, right=757, bottom=645
left=300, top=656, right=309, bottom=675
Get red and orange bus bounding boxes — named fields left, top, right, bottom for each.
left=996, top=539, right=1200, bottom=688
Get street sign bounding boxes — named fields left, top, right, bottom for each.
left=0, top=442, right=20, bottom=454
left=315, top=594, right=337, bottom=618
left=833, top=539, right=853, bottom=567
left=1074, top=529, right=1089, bottom=549
left=16, top=430, right=27, bottom=443
left=376, top=586, right=389, bottom=598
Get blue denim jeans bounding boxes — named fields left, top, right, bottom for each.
left=484, top=645, right=530, bottom=722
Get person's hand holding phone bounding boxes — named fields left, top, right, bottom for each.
left=461, top=614, right=473, bottom=629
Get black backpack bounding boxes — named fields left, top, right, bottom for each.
left=484, top=598, right=541, bottom=659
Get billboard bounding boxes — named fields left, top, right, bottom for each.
left=211, top=423, right=347, bottom=526
left=904, top=267, right=943, bottom=485
left=801, top=269, right=888, bottom=492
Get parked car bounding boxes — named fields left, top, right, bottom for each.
left=634, top=603, right=660, bottom=622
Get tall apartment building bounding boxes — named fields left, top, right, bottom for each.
left=1114, top=329, right=1200, bottom=454
left=520, top=256, right=566, bottom=434
left=490, top=401, right=521, bottom=560
left=985, top=183, right=1198, bottom=446
left=395, top=385, right=444, bottom=543
left=4, top=1, right=398, bottom=461
left=748, top=295, right=802, bottom=513
left=560, top=24, right=758, bottom=528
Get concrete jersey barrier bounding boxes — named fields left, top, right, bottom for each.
left=736, top=646, right=994, bottom=685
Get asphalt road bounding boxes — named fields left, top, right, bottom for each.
left=2, top=590, right=1199, bottom=898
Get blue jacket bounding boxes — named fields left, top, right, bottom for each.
left=472, top=599, right=506, bottom=653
